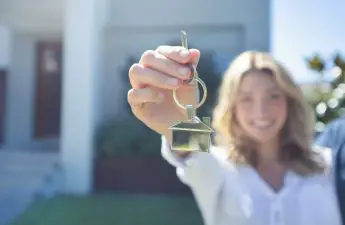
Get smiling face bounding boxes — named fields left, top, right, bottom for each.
left=213, top=51, right=321, bottom=174
left=234, top=70, right=288, bottom=144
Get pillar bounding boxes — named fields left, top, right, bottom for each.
left=60, top=0, right=105, bottom=194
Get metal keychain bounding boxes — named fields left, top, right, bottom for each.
left=168, top=31, right=213, bottom=152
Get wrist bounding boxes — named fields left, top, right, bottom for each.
left=162, top=133, right=191, bottom=158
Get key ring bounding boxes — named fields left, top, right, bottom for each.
left=173, top=76, right=207, bottom=110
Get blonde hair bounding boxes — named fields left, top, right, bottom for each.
left=212, top=51, right=327, bottom=175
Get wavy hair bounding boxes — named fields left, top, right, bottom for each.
left=212, top=51, right=327, bottom=175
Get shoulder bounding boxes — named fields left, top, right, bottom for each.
left=315, top=116, right=345, bottom=148
left=312, top=145, right=333, bottom=166
left=312, top=145, right=333, bottom=165
left=323, top=116, right=345, bottom=132
left=311, top=145, right=334, bottom=174
left=330, top=116, right=345, bottom=127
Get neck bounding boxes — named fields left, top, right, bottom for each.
left=256, top=138, right=281, bottom=167
left=255, top=139, right=287, bottom=192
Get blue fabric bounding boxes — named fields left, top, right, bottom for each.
left=315, top=117, right=345, bottom=149
left=315, top=117, right=345, bottom=224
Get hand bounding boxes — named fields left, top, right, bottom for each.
left=127, top=45, right=200, bottom=143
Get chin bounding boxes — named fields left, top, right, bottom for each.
left=251, top=136, right=276, bottom=144
left=239, top=120, right=283, bottom=144
left=247, top=129, right=279, bottom=144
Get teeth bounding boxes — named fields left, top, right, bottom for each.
left=252, top=120, right=273, bottom=128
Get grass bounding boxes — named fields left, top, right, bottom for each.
left=10, top=192, right=203, bottom=225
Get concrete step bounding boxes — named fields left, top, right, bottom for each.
left=0, top=150, right=62, bottom=225
left=0, top=151, right=58, bottom=163
left=0, top=163, right=60, bottom=175
left=0, top=194, right=33, bottom=225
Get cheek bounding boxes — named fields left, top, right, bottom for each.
left=234, top=104, right=250, bottom=124
left=272, top=99, right=288, bottom=121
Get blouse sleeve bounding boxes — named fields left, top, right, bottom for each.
left=161, top=136, right=229, bottom=225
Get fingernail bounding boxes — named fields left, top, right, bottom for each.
left=180, top=49, right=189, bottom=58
left=178, top=67, right=190, bottom=77
left=167, top=78, right=178, bottom=85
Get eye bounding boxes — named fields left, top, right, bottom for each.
left=238, top=96, right=252, bottom=103
left=270, top=92, right=282, bottom=100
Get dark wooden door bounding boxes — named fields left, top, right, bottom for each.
left=0, top=70, right=6, bottom=144
left=34, top=41, right=63, bottom=139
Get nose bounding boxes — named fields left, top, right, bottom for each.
left=253, top=100, right=270, bottom=117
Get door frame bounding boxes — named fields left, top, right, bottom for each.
left=33, top=40, right=63, bottom=140
left=0, top=69, right=7, bottom=145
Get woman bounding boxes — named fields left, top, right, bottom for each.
left=127, top=46, right=341, bottom=225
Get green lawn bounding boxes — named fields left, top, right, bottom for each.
left=11, top=192, right=203, bottom=225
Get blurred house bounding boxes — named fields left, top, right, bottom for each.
left=0, top=0, right=271, bottom=194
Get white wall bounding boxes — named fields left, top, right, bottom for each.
left=0, top=26, right=12, bottom=68
left=0, top=0, right=63, bottom=32
left=100, top=0, right=271, bottom=118
left=106, top=0, right=270, bottom=50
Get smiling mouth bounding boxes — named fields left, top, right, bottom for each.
left=251, top=120, right=274, bottom=129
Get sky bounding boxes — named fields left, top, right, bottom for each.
left=271, top=0, right=345, bottom=84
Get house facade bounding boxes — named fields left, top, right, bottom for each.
left=0, top=0, right=271, bottom=194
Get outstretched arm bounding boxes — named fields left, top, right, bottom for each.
left=161, top=136, right=233, bottom=225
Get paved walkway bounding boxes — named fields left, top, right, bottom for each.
left=0, top=150, right=60, bottom=225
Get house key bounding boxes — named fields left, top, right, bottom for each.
left=180, top=31, right=197, bottom=85
left=169, top=31, right=214, bottom=152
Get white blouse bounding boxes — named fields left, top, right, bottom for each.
left=161, top=136, right=342, bottom=225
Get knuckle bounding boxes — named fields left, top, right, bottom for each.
left=157, top=45, right=182, bottom=55
left=173, top=46, right=186, bottom=52
left=128, top=102, right=139, bottom=116
left=128, top=63, right=142, bottom=80
left=127, top=89, right=135, bottom=104
left=130, top=107, right=136, bottom=115
left=141, top=50, right=156, bottom=63
left=155, top=45, right=166, bottom=52
left=131, top=107, right=141, bottom=118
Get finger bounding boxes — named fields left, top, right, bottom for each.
left=127, top=87, right=164, bottom=106
left=129, top=63, right=181, bottom=89
left=156, top=46, right=201, bottom=66
left=139, top=49, right=192, bottom=80
left=189, top=48, right=201, bottom=66
left=156, top=45, right=192, bottom=64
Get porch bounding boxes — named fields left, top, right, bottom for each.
left=0, top=0, right=109, bottom=197
left=0, top=0, right=270, bottom=196
left=0, top=150, right=60, bottom=224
